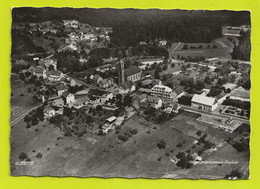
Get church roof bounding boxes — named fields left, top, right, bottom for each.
left=124, top=66, right=141, bottom=77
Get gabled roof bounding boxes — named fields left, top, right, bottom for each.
left=124, top=66, right=141, bottom=77
left=62, top=91, right=72, bottom=98
left=152, top=85, right=172, bottom=93
left=121, top=80, right=135, bottom=90
left=191, top=94, right=217, bottom=106
left=47, top=70, right=62, bottom=77
left=35, top=66, right=45, bottom=73
left=88, top=89, right=107, bottom=97
left=73, top=96, right=90, bottom=106
left=173, top=87, right=185, bottom=95
left=147, top=95, right=161, bottom=104
left=55, top=84, right=67, bottom=91
left=230, top=86, right=250, bottom=99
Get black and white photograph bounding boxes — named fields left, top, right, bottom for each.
left=10, top=7, right=251, bottom=179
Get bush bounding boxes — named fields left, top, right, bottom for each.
left=129, top=129, right=138, bottom=135
left=157, top=139, right=166, bottom=149
left=36, top=152, right=43, bottom=158
left=26, top=122, right=31, bottom=129
left=118, top=135, right=129, bottom=141
left=19, top=152, right=27, bottom=161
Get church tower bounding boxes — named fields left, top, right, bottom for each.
left=118, top=60, right=125, bottom=85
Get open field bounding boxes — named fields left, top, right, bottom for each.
left=11, top=111, right=249, bottom=178
left=168, top=37, right=235, bottom=59
left=10, top=76, right=40, bottom=121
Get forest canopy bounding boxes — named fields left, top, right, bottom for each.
left=12, top=8, right=251, bottom=47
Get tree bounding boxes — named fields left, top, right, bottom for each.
left=157, top=139, right=166, bottom=149
left=123, top=95, right=132, bottom=107
left=24, top=115, right=31, bottom=123
left=182, top=44, right=188, bottom=50
left=63, top=107, right=72, bottom=117
left=225, top=170, right=242, bottom=179
left=31, top=117, right=38, bottom=125
left=19, top=152, right=28, bottom=161
left=181, top=65, right=187, bottom=72
left=96, top=105, right=103, bottom=112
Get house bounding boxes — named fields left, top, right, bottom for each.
left=229, top=86, right=250, bottom=102
left=138, top=88, right=151, bottom=94
left=73, top=96, right=90, bottom=109
left=33, top=66, right=47, bottom=79
left=52, top=98, right=65, bottom=108
left=44, top=107, right=56, bottom=118
left=159, top=40, right=167, bottom=46
left=90, top=74, right=103, bottom=84
left=134, top=93, right=147, bottom=103
left=140, top=101, right=149, bottom=109
left=125, top=106, right=136, bottom=118
left=124, top=66, right=142, bottom=82
left=62, top=92, right=75, bottom=104
left=99, top=78, right=114, bottom=88
left=102, top=116, right=117, bottom=134
left=88, top=89, right=113, bottom=105
left=146, top=95, right=162, bottom=109
left=172, top=87, right=186, bottom=99
left=164, top=103, right=180, bottom=114
left=47, top=70, right=63, bottom=82
left=216, top=92, right=227, bottom=104
left=119, top=81, right=136, bottom=94
left=96, top=64, right=115, bottom=73
left=151, top=85, right=174, bottom=101
left=40, top=59, right=57, bottom=71
left=55, top=84, right=68, bottom=96
left=191, top=94, right=218, bottom=111
left=28, top=65, right=36, bottom=73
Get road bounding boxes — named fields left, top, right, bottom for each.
left=169, top=42, right=181, bottom=57
left=10, top=104, right=42, bottom=126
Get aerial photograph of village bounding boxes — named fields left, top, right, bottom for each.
left=10, top=8, right=251, bottom=179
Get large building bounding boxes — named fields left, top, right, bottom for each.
left=118, top=60, right=142, bottom=85
left=191, top=94, right=218, bottom=111
left=151, top=85, right=174, bottom=102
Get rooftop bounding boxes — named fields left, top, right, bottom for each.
left=191, top=94, right=217, bottom=106
left=124, top=66, right=141, bottom=77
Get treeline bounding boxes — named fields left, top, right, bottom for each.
left=231, top=31, right=251, bottom=61
left=13, top=8, right=250, bottom=47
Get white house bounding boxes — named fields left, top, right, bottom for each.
left=47, top=70, right=63, bottom=82
left=33, top=66, right=47, bottom=79
left=62, top=92, right=75, bottom=104
left=55, top=84, right=68, bottom=96
left=73, top=96, right=90, bottom=109
left=44, top=107, right=56, bottom=118
left=191, top=94, right=218, bottom=111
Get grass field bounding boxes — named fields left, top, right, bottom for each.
left=168, top=37, right=235, bottom=59
left=10, top=111, right=250, bottom=178
left=10, top=76, right=40, bottom=121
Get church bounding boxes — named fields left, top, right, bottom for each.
left=118, top=60, right=142, bottom=85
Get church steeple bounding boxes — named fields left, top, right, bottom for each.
left=118, top=60, right=125, bottom=85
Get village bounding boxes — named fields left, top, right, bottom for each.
left=10, top=16, right=251, bottom=179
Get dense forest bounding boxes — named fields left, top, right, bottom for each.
left=231, top=31, right=251, bottom=61
left=12, top=8, right=251, bottom=47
